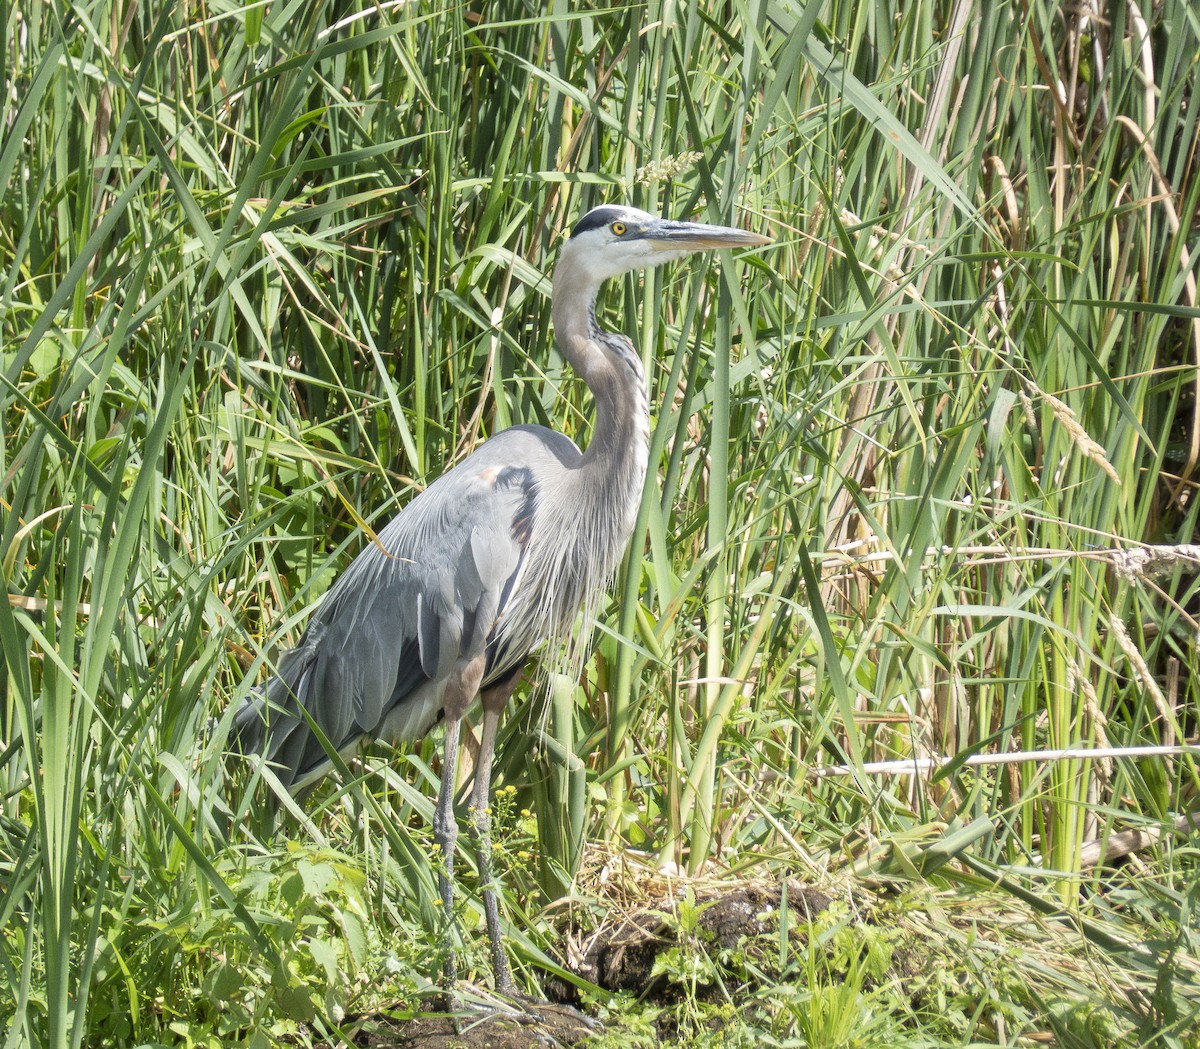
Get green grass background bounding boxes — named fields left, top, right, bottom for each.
left=2, top=0, right=1199, bottom=1045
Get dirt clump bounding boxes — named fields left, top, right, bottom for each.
left=570, top=880, right=833, bottom=997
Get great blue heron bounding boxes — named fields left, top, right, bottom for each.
left=235, top=204, right=769, bottom=992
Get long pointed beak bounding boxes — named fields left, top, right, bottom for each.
left=644, top=218, right=772, bottom=252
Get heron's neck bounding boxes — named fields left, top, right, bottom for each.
left=552, top=279, right=650, bottom=541
left=580, top=329, right=650, bottom=470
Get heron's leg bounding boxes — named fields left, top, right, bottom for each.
left=468, top=706, right=515, bottom=995
left=433, top=712, right=463, bottom=985
left=469, top=674, right=521, bottom=996
left=433, top=656, right=487, bottom=987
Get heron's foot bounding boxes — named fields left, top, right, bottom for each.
left=435, top=983, right=603, bottom=1044
left=501, top=994, right=605, bottom=1037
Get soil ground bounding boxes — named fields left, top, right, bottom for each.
left=345, top=1001, right=599, bottom=1049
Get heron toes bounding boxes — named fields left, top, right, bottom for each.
left=497, top=992, right=605, bottom=1035
left=437, top=985, right=604, bottom=1046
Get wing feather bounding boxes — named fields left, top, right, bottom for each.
left=234, top=431, right=557, bottom=790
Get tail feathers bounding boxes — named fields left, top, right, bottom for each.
left=232, top=647, right=340, bottom=792
left=231, top=690, right=268, bottom=757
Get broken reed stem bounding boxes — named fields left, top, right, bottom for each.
left=810, top=743, right=1200, bottom=778
left=811, top=541, right=1200, bottom=579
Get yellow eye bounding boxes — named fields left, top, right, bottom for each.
left=611, top=221, right=627, bottom=235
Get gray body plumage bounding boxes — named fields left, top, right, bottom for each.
left=233, top=203, right=768, bottom=992
left=234, top=415, right=643, bottom=788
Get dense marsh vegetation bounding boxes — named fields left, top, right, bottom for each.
left=2, top=0, right=1198, bottom=1045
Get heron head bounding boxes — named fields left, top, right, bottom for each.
left=563, top=204, right=770, bottom=283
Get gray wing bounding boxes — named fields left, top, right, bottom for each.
left=234, top=429, right=569, bottom=790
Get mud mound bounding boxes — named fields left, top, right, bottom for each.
left=570, top=880, right=833, bottom=996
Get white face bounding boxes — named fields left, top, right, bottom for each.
left=562, top=205, right=768, bottom=283
left=564, top=207, right=675, bottom=282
